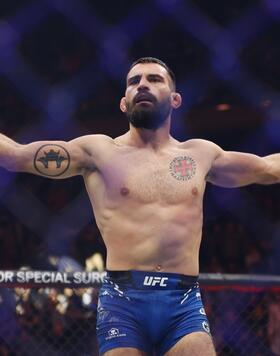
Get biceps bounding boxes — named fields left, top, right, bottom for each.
left=16, top=141, right=84, bottom=179
left=207, top=152, right=269, bottom=187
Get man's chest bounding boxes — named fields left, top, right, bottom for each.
left=100, top=150, right=207, bottom=204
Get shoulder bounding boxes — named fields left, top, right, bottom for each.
left=70, top=134, right=114, bottom=154
left=68, top=134, right=115, bottom=173
left=71, top=134, right=113, bottom=146
left=179, top=139, right=224, bottom=170
left=181, top=138, right=223, bottom=156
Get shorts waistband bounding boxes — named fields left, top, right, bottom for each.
left=104, top=270, right=198, bottom=289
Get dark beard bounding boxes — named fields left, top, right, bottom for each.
left=126, top=97, right=171, bottom=130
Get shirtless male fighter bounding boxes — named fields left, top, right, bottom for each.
left=0, top=57, right=279, bottom=355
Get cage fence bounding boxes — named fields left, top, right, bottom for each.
left=0, top=272, right=279, bottom=356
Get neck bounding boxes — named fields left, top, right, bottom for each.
left=128, top=116, right=172, bottom=149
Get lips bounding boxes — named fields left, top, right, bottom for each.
left=134, top=92, right=155, bottom=104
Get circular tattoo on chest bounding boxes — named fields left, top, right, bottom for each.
left=34, top=144, right=70, bottom=177
left=169, top=156, right=196, bottom=181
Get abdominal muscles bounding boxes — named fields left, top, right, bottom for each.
left=98, top=201, right=203, bottom=274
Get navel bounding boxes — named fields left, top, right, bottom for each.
left=120, top=187, right=130, bottom=196
left=156, top=264, right=162, bottom=271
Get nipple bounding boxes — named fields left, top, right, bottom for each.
left=192, top=187, right=198, bottom=196
left=120, top=187, right=129, bottom=196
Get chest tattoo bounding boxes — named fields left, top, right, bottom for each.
left=169, top=156, right=196, bottom=181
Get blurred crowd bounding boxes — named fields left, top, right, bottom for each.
left=0, top=284, right=99, bottom=355
left=0, top=210, right=105, bottom=355
left=201, top=183, right=280, bottom=276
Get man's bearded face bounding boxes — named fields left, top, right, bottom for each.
left=125, top=91, right=172, bottom=130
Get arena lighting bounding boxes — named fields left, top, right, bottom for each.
left=82, top=292, right=92, bottom=306
left=216, top=103, right=231, bottom=111
left=260, top=99, right=272, bottom=108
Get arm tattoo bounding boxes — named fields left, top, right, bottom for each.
left=34, top=144, right=70, bottom=177
left=169, top=156, right=196, bottom=181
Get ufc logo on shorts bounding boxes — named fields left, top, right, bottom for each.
left=143, top=276, right=168, bottom=287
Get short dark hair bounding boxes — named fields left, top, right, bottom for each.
left=128, top=57, right=176, bottom=89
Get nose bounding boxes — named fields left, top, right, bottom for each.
left=137, top=77, right=150, bottom=91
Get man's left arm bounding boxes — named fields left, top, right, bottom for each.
left=207, top=148, right=280, bottom=188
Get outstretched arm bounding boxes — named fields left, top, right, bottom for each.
left=0, top=133, right=96, bottom=179
left=206, top=143, right=280, bottom=188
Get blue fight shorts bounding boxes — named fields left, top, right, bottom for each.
left=96, top=270, right=211, bottom=355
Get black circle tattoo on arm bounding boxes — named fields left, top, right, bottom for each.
left=169, top=156, right=196, bottom=181
left=34, top=144, right=70, bottom=177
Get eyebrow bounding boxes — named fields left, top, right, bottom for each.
left=127, top=73, right=165, bottom=85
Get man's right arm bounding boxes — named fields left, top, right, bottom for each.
left=0, top=133, right=101, bottom=179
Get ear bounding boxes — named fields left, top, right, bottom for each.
left=171, top=93, right=182, bottom=109
left=120, top=97, right=127, bottom=113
